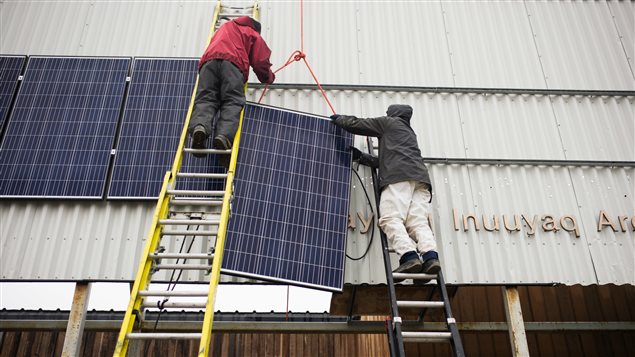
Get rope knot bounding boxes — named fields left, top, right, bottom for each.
left=293, top=51, right=306, bottom=61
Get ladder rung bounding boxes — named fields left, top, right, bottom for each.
left=127, top=332, right=202, bottom=340
left=167, top=189, right=225, bottom=197
left=221, top=5, right=254, bottom=9
left=169, top=199, right=223, bottom=206
left=153, top=264, right=211, bottom=271
left=401, top=331, right=452, bottom=343
left=149, top=253, right=214, bottom=260
left=159, top=219, right=220, bottom=226
left=183, top=148, right=231, bottom=155
left=142, top=301, right=207, bottom=309
left=161, top=229, right=216, bottom=236
left=139, top=290, right=209, bottom=297
left=218, top=13, right=247, bottom=18
left=392, top=272, right=437, bottom=280
left=167, top=190, right=225, bottom=196
left=176, top=172, right=228, bottom=179
left=397, top=301, right=445, bottom=309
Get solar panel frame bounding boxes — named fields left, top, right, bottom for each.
left=222, top=103, right=353, bottom=292
left=0, top=56, right=130, bottom=198
left=0, top=56, right=26, bottom=131
left=108, top=57, right=225, bottom=199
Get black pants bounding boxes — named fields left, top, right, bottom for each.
left=188, top=59, right=245, bottom=143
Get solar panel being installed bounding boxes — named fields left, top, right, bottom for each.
left=108, top=58, right=225, bottom=199
left=0, top=56, right=26, bottom=130
left=0, top=56, right=130, bottom=198
left=223, top=104, right=353, bottom=292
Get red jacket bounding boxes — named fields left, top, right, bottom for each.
left=199, top=16, right=275, bottom=84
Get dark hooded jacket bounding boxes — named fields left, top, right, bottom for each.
left=332, top=104, right=432, bottom=191
left=199, top=16, right=275, bottom=84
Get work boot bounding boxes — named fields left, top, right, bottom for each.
left=415, top=251, right=441, bottom=285
left=392, top=251, right=422, bottom=283
left=422, top=258, right=441, bottom=275
left=213, top=135, right=232, bottom=169
left=213, top=135, right=232, bottom=150
left=191, top=125, right=207, bottom=158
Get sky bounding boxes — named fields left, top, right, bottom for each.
left=0, top=282, right=332, bottom=312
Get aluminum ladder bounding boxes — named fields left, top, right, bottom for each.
left=113, top=2, right=258, bottom=356
left=366, top=137, right=465, bottom=357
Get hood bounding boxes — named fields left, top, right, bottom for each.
left=234, top=16, right=261, bottom=33
left=386, top=104, right=413, bottom=121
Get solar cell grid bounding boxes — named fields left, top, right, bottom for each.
left=0, top=56, right=26, bottom=129
left=108, top=58, right=225, bottom=199
left=223, top=104, right=352, bottom=291
left=0, top=57, right=129, bottom=198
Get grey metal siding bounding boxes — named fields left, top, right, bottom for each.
left=1, top=88, right=632, bottom=284
left=525, top=1, right=634, bottom=90
left=0, top=1, right=214, bottom=57
left=1, top=1, right=632, bottom=89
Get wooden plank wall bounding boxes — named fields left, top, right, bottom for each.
left=0, top=331, right=389, bottom=357
left=1, top=285, right=634, bottom=356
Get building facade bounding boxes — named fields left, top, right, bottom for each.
left=1, top=1, right=633, bottom=356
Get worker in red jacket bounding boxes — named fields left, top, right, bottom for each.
left=189, top=16, right=275, bottom=159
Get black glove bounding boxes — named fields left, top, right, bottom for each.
left=330, top=114, right=340, bottom=122
left=350, top=146, right=363, bottom=161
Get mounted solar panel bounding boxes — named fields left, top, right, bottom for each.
left=108, top=58, right=225, bottom=199
left=0, top=56, right=26, bottom=129
left=223, top=104, right=353, bottom=292
left=0, top=56, right=130, bottom=198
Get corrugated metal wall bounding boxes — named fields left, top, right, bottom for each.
left=1, top=89, right=633, bottom=284
left=0, top=0, right=215, bottom=58
left=252, top=89, right=635, bottom=285
left=1, top=1, right=632, bottom=89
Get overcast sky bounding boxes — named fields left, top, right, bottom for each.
left=0, top=282, right=332, bottom=312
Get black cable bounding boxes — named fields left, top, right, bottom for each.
left=346, top=165, right=376, bottom=261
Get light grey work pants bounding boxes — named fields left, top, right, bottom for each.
left=378, top=181, right=437, bottom=258
left=188, top=59, right=246, bottom=143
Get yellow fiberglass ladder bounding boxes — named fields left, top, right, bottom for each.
left=114, top=2, right=258, bottom=356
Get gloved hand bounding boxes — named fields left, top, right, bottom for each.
left=349, top=146, right=363, bottom=161
left=330, top=114, right=341, bottom=122
left=349, top=147, right=379, bottom=168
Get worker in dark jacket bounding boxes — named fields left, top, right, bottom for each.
left=331, top=105, right=440, bottom=278
left=189, top=16, right=275, bottom=157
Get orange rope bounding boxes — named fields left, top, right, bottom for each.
left=302, top=57, right=335, bottom=114
left=257, top=0, right=336, bottom=115
left=257, top=50, right=302, bottom=104
left=300, top=0, right=304, bottom=53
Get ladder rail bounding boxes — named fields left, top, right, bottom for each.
left=438, top=271, right=466, bottom=357
left=197, top=3, right=260, bottom=356
left=365, top=137, right=406, bottom=357
left=385, top=316, right=399, bottom=357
